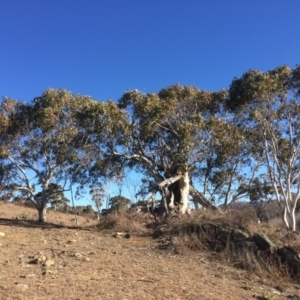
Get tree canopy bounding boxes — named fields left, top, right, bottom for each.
left=1, top=65, right=300, bottom=231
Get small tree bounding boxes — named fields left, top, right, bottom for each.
left=109, top=195, right=131, bottom=212
left=90, top=186, right=105, bottom=220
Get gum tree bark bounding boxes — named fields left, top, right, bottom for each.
left=157, top=172, right=218, bottom=215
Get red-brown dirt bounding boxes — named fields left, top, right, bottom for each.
left=0, top=203, right=299, bottom=300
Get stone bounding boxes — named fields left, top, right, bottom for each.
left=73, top=252, right=82, bottom=258
left=0, top=232, right=5, bottom=237
left=278, top=246, right=300, bottom=275
left=15, top=283, right=29, bottom=291
left=112, top=232, right=125, bottom=238
left=44, top=260, right=55, bottom=267
left=252, top=233, right=277, bottom=252
left=287, top=295, right=300, bottom=299
left=201, top=223, right=231, bottom=244
left=270, top=288, right=282, bottom=295
left=231, top=229, right=249, bottom=241
left=68, top=239, right=77, bottom=243
left=30, top=254, right=47, bottom=264
left=235, top=240, right=258, bottom=251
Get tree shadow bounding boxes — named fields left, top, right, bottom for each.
left=0, top=217, right=95, bottom=231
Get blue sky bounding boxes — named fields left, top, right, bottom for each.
left=1, top=0, right=300, bottom=103
left=1, top=0, right=300, bottom=207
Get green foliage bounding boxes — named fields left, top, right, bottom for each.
left=227, top=65, right=300, bottom=230
left=109, top=195, right=131, bottom=212
left=118, top=85, right=227, bottom=178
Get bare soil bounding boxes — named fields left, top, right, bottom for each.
left=0, top=203, right=299, bottom=300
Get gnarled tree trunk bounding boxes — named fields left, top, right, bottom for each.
left=157, top=172, right=190, bottom=215
left=157, top=172, right=219, bottom=218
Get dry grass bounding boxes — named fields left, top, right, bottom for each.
left=96, top=210, right=153, bottom=235
left=152, top=208, right=300, bottom=288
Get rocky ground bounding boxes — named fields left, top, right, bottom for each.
left=0, top=203, right=300, bottom=300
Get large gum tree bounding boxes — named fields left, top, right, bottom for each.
left=111, top=85, right=228, bottom=215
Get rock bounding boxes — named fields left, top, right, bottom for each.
left=73, top=252, right=82, bottom=258
left=42, top=270, right=56, bottom=276
left=15, top=283, right=29, bottom=291
left=278, top=246, right=300, bottom=275
left=112, top=232, right=131, bottom=238
left=235, top=240, right=258, bottom=251
left=287, top=295, right=300, bottom=299
left=270, top=288, right=281, bottom=295
left=255, top=251, right=271, bottom=273
left=68, top=239, right=77, bottom=243
left=232, top=241, right=271, bottom=273
left=44, top=260, right=55, bottom=267
left=201, top=223, right=231, bottom=246
left=252, top=233, right=277, bottom=252
left=112, top=232, right=124, bottom=238
left=231, top=229, right=249, bottom=241
left=20, top=274, right=35, bottom=278
left=30, top=254, right=47, bottom=264
left=232, top=241, right=255, bottom=270
left=0, top=232, right=5, bottom=237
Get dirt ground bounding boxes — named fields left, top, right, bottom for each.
left=0, top=203, right=300, bottom=300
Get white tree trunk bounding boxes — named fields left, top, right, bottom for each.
left=291, top=207, right=297, bottom=232
left=178, top=172, right=190, bottom=215
left=157, top=173, right=219, bottom=217
left=96, top=206, right=101, bottom=221
left=282, top=206, right=289, bottom=229
left=281, top=206, right=297, bottom=231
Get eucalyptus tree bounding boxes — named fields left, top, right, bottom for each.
left=0, top=89, right=91, bottom=222
left=227, top=65, right=300, bottom=231
left=90, top=185, right=105, bottom=220
left=108, top=195, right=131, bottom=212
left=113, top=85, right=228, bottom=215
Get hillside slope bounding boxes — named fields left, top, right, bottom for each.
left=0, top=203, right=299, bottom=299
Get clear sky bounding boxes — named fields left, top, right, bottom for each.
left=1, top=0, right=300, bottom=103
left=1, top=0, right=300, bottom=207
